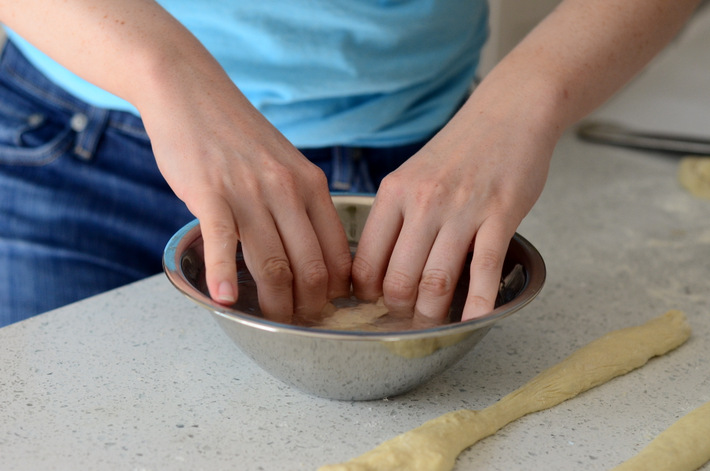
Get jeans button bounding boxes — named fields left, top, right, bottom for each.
left=70, top=113, right=89, bottom=132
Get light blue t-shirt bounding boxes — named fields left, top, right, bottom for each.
left=7, top=0, right=488, bottom=148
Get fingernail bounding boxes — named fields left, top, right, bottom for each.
left=216, top=281, right=236, bottom=304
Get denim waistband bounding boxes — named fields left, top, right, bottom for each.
left=0, top=39, right=148, bottom=162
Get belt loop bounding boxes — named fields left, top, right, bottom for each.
left=330, top=146, right=377, bottom=193
left=72, top=106, right=110, bottom=162
left=331, top=146, right=353, bottom=191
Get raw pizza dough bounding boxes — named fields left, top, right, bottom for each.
left=319, top=310, right=691, bottom=471
left=292, top=297, right=388, bottom=331
left=299, top=298, right=471, bottom=357
left=678, top=156, right=710, bottom=199
left=315, top=297, right=390, bottom=331
left=295, top=297, right=423, bottom=332
left=611, top=400, right=710, bottom=471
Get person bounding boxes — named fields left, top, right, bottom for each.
left=0, top=0, right=701, bottom=327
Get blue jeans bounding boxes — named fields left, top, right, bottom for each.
left=0, top=40, right=426, bottom=326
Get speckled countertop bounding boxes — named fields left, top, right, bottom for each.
left=2, top=8, right=710, bottom=471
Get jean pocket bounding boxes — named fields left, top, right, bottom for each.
left=0, top=83, right=74, bottom=166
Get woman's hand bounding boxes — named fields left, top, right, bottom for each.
left=142, top=79, right=353, bottom=323
left=351, top=92, right=555, bottom=323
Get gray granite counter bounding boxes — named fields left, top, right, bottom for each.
left=1, top=6, right=709, bottom=471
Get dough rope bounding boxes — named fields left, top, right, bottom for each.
left=610, top=400, right=710, bottom=471
left=678, top=156, right=710, bottom=199
left=318, top=310, right=691, bottom=471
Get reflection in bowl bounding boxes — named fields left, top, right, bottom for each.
left=163, top=195, right=545, bottom=400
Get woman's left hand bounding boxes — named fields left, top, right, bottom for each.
left=351, top=94, right=555, bottom=323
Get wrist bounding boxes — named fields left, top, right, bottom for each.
left=472, top=62, right=573, bottom=144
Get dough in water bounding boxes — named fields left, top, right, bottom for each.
left=319, top=310, right=691, bottom=471
left=295, top=297, right=423, bottom=332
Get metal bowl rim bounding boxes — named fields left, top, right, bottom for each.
left=163, top=218, right=546, bottom=341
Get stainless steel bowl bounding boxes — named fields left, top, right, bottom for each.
left=163, top=195, right=545, bottom=400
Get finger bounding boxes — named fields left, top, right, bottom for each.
left=461, top=220, right=513, bottom=321
left=351, top=196, right=403, bottom=302
left=197, top=195, right=240, bottom=306
left=237, top=207, right=294, bottom=323
left=380, top=215, right=438, bottom=313
left=413, top=224, right=471, bottom=322
left=269, top=198, right=331, bottom=317
left=306, top=196, right=353, bottom=300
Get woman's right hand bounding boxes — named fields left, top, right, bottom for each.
left=139, top=63, right=353, bottom=323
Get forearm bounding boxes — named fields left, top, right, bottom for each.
left=0, top=0, right=240, bottom=114
left=465, top=0, right=701, bottom=136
